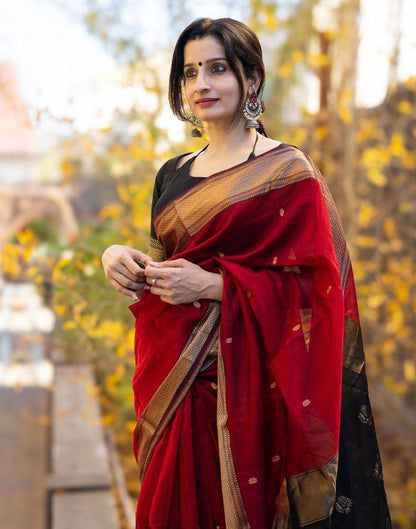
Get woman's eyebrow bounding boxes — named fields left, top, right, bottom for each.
left=183, top=57, right=228, bottom=68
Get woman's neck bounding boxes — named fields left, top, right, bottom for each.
left=203, top=121, right=258, bottom=158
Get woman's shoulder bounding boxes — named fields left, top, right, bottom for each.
left=174, top=147, right=207, bottom=171
left=255, top=136, right=310, bottom=165
left=156, top=147, right=206, bottom=177
left=255, top=136, right=283, bottom=154
left=264, top=138, right=314, bottom=165
left=153, top=148, right=203, bottom=193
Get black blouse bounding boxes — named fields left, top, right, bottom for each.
left=150, top=144, right=261, bottom=239
left=150, top=150, right=207, bottom=238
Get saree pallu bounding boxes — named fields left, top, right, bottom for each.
left=129, top=145, right=391, bottom=529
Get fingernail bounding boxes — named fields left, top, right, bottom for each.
left=144, top=285, right=150, bottom=290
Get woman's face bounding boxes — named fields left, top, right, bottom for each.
left=183, top=36, right=249, bottom=127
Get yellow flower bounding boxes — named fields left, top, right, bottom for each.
left=397, top=101, right=412, bottom=114
left=390, top=133, right=406, bottom=157
left=307, top=53, right=330, bottom=68
left=16, top=228, right=35, bottom=246
left=292, top=50, right=303, bottom=63
left=357, top=202, right=377, bottom=228
left=126, top=421, right=137, bottom=433
left=404, top=361, right=416, bottom=382
left=98, top=203, right=124, bottom=220
left=278, top=62, right=292, bottom=78
left=55, top=305, right=66, bottom=316
left=356, top=236, right=377, bottom=248
left=365, top=168, right=387, bottom=187
left=101, top=414, right=115, bottom=426
left=314, top=126, right=329, bottom=141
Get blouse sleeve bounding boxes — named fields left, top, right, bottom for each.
left=148, top=161, right=169, bottom=261
left=150, top=161, right=168, bottom=239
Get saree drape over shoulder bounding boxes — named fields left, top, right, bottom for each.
left=129, top=144, right=391, bottom=529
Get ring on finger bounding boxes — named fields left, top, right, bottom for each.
left=152, top=277, right=159, bottom=286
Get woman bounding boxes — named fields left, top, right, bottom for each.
left=102, top=17, right=391, bottom=529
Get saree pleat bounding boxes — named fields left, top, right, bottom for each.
left=129, top=143, right=391, bottom=529
left=135, top=361, right=225, bottom=529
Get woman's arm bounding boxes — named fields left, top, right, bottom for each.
left=200, top=269, right=223, bottom=301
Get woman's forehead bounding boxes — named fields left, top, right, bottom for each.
left=183, top=36, right=225, bottom=65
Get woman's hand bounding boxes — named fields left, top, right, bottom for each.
left=102, top=245, right=153, bottom=299
left=144, top=258, right=223, bottom=304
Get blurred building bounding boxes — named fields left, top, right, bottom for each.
left=0, top=61, right=40, bottom=183
left=0, top=62, right=78, bottom=275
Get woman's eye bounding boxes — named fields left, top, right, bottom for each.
left=184, top=64, right=225, bottom=78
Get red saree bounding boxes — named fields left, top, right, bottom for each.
left=129, top=144, right=390, bottom=529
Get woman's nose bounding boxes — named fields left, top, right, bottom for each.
left=194, top=69, right=210, bottom=91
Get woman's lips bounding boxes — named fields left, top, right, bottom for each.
left=196, top=99, right=219, bottom=107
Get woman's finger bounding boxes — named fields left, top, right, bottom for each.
left=111, top=270, right=146, bottom=291
left=123, top=254, right=147, bottom=276
left=103, top=245, right=148, bottom=278
left=147, top=277, right=166, bottom=289
left=152, top=258, right=186, bottom=268
left=126, top=249, right=153, bottom=275
left=107, top=277, right=139, bottom=298
left=149, top=284, right=166, bottom=296
left=130, top=248, right=153, bottom=267
left=108, top=259, right=145, bottom=282
left=144, top=266, right=171, bottom=281
left=160, top=295, right=173, bottom=305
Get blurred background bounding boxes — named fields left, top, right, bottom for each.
left=0, top=0, right=415, bottom=528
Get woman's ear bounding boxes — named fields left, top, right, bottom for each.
left=248, top=71, right=261, bottom=94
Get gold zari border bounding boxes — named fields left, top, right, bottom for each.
left=135, top=301, right=221, bottom=491
left=286, top=452, right=338, bottom=526
left=217, top=346, right=251, bottom=529
left=148, top=236, right=166, bottom=262
left=343, top=316, right=365, bottom=373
